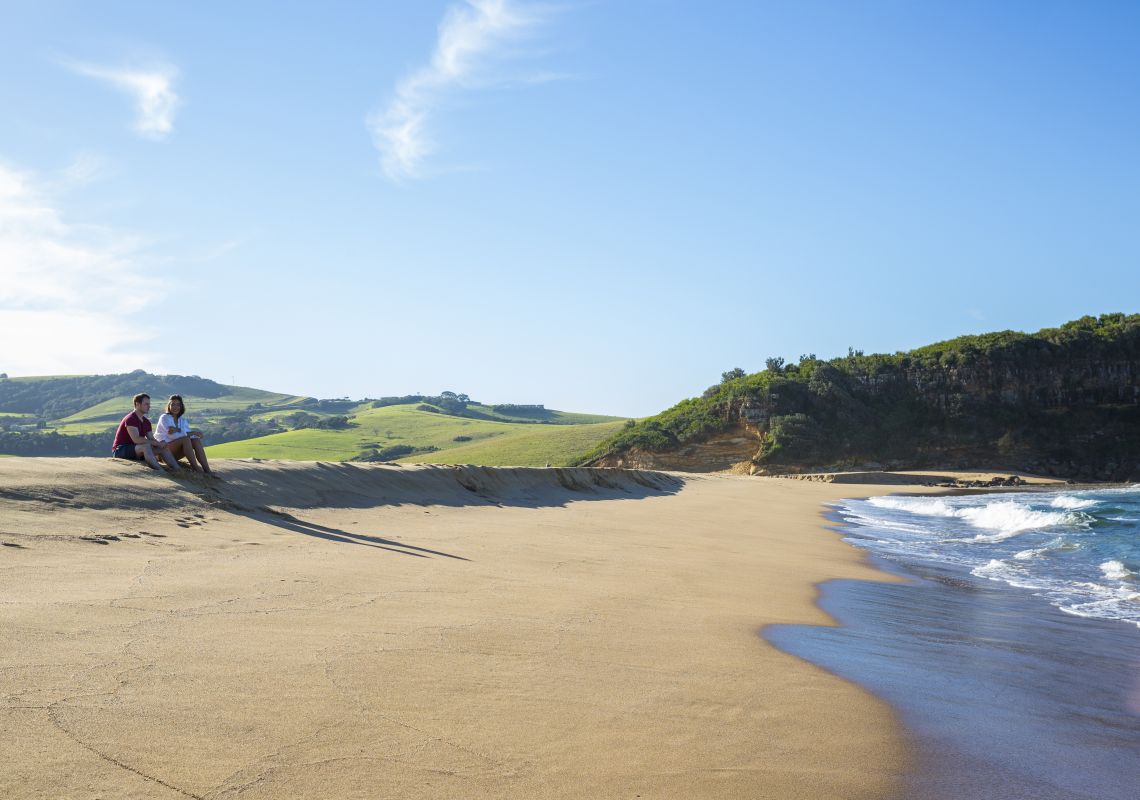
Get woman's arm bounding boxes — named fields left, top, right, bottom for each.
left=159, top=414, right=183, bottom=438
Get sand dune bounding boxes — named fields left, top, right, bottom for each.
left=2, top=458, right=925, bottom=799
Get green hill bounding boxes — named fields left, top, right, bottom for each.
left=0, top=372, right=627, bottom=465
left=583, top=313, right=1140, bottom=481
left=207, top=404, right=627, bottom=466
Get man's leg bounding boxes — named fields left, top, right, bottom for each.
left=157, top=444, right=181, bottom=470
left=136, top=443, right=162, bottom=470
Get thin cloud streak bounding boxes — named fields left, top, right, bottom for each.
left=0, top=161, right=161, bottom=374
left=66, top=61, right=180, bottom=138
left=368, top=0, right=555, bottom=180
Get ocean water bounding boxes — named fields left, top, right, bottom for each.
left=838, top=485, right=1140, bottom=628
left=764, top=485, right=1140, bottom=799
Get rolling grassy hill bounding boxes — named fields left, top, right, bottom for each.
left=54, top=387, right=311, bottom=432
left=0, top=371, right=628, bottom=465
left=207, top=403, right=627, bottom=466
left=400, top=419, right=629, bottom=467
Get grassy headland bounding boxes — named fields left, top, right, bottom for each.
left=582, top=313, right=1140, bottom=480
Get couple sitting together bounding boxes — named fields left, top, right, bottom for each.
left=111, top=393, right=213, bottom=475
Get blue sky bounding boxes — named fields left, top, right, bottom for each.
left=1, top=1, right=1137, bottom=415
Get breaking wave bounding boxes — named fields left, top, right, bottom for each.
left=839, top=486, right=1140, bottom=628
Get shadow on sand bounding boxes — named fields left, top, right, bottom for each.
left=248, top=509, right=469, bottom=560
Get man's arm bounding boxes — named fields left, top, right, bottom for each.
left=126, top=425, right=164, bottom=448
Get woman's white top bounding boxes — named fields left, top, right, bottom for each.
left=155, top=413, right=190, bottom=443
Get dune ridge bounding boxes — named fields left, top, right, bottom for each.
left=0, top=458, right=680, bottom=528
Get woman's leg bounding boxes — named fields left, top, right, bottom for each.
left=170, top=438, right=200, bottom=470
left=191, top=437, right=211, bottom=474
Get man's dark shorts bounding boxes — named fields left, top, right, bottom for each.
left=113, top=443, right=141, bottom=460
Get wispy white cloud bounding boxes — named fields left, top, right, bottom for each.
left=56, top=151, right=113, bottom=188
left=368, top=0, right=557, bottom=180
left=0, top=160, right=161, bottom=375
left=65, top=61, right=180, bottom=139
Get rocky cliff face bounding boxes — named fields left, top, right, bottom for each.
left=892, top=357, right=1139, bottom=410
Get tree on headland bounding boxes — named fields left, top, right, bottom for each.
left=721, top=367, right=746, bottom=383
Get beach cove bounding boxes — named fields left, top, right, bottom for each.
left=0, top=458, right=973, bottom=799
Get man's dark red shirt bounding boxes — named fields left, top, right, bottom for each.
left=112, top=411, right=152, bottom=451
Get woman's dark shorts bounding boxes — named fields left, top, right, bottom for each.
left=113, top=443, right=141, bottom=460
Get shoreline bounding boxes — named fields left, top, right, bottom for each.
left=768, top=485, right=1140, bottom=800
left=0, top=458, right=1033, bottom=798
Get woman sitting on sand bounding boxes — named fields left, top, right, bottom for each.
left=155, top=395, right=213, bottom=475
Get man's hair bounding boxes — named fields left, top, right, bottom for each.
left=133, top=393, right=150, bottom=407
left=166, top=395, right=185, bottom=419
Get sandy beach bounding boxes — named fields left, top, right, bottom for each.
left=0, top=459, right=1025, bottom=799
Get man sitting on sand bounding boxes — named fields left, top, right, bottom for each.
left=111, top=393, right=180, bottom=470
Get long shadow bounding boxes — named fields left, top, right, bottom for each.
left=249, top=510, right=469, bottom=560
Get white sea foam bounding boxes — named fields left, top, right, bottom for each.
left=1059, top=588, right=1140, bottom=629
left=866, top=496, right=958, bottom=517
left=958, top=502, right=1084, bottom=539
left=975, top=563, right=1140, bottom=626
left=843, top=488, right=1140, bottom=628
left=972, top=559, right=1042, bottom=589
left=866, top=496, right=1085, bottom=538
left=973, top=558, right=1015, bottom=578
left=1013, top=538, right=1077, bottom=560
left=1049, top=495, right=1099, bottom=510
left=1100, top=560, right=1135, bottom=581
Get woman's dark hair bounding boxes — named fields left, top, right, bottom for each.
left=166, top=395, right=186, bottom=419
